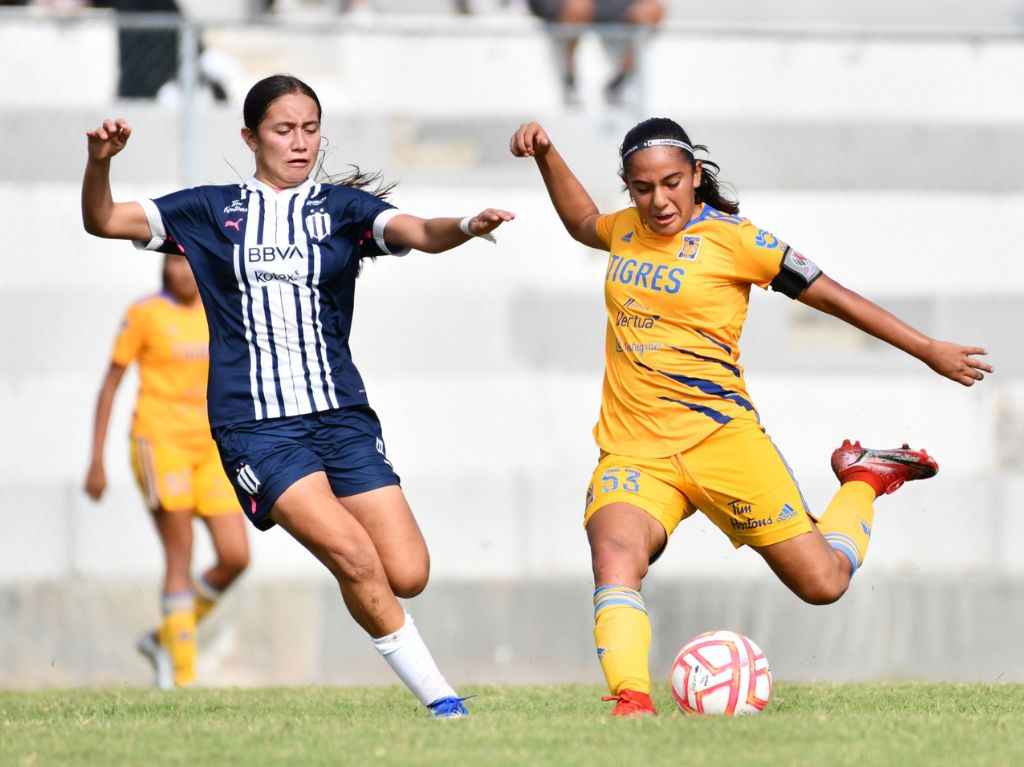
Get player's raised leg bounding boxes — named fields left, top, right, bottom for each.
left=271, top=474, right=465, bottom=717
left=757, top=440, right=939, bottom=602
left=340, top=485, right=467, bottom=718
left=754, top=527, right=852, bottom=605
left=587, top=502, right=665, bottom=717
left=341, top=485, right=429, bottom=599
left=818, top=440, right=938, bottom=577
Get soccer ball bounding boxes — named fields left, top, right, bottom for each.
left=670, top=630, right=772, bottom=716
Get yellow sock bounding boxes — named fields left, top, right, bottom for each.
left=159, top=599, right=197, bottom=687
left=817, top=480, right=876, bottom=576
left=193, top=576, right=222, bottom=624
left=194, top=597, right=215, bottom=624
left=593, top=586, right=651, bottom=696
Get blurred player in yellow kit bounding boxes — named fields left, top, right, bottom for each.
left=85, top=253, right=249, bottom=688
left=511, top=118, right=993, bottom=716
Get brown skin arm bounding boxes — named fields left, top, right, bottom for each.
left=383, top=208, right=514, bottom=254
left=797, top=275, right=993, bottom=387
left=509, top=121, right=604, bottom=249
left=84, top=362, right=128, bottom=501
left=82, top=118, right=151, bottom=240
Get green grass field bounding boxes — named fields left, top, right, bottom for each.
left=2, top=683, right=1022, bottom=767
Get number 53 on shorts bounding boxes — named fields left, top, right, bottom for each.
left=583, top=451, right=699, bottom=537
left=601, top=467, right=641, bottom=493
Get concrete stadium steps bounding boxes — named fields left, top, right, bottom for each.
left=10, top=185, right=1020, bottom=379
left=7, top=107, right=1024, bottom=195
left=4, top=14, right=1024, bottom=122
left=182, top=0, right=1024, bottom=30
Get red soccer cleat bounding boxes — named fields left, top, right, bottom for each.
left=602, top=689, right=658, bottom=717
left=831, top=440, right=939, bottom=495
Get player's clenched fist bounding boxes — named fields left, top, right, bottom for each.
left=86, top=118, right=132, bottom=161
left=510, top=121, right=552, bottom=159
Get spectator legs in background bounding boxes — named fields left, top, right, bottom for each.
left=117, top=25, right=179, bottom=99
left=603, top=0, right=663, bottom=106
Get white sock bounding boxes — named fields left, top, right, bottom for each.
left=372, top=612, right=457, bottom=707
left=193, top=574, right=222, bottom=602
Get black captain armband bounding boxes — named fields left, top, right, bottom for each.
left=769, top=246, right=823, bottom=298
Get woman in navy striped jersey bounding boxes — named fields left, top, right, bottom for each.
left=82, top=74, right=514, bottom=717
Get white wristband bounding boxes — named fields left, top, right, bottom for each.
left=459, top=215, right=496, bottom=243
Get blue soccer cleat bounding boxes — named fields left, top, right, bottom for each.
left=427, top=696, right=469, bottom=718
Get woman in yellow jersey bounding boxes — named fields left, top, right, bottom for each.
left=85, top=253, right=250, bottom=689
left=510, top=118, right=993, bottom=716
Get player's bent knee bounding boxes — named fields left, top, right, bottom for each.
left=390, top=575, right=428, bottom=599
left=379, top=547, right=429, bottom=597
left=794, top=574, right=849, bottom=606
left=387, top=559, right=429, bottom=598
left=590, top=538, right=650, bottom=582
left=219, top=549, right=250, bottom=581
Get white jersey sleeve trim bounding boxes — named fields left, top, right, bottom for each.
left=371, top=209, right=411, bottom=257
left=132, top=198, right=168, bottom=252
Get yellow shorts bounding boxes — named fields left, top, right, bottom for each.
left=583, top=419, right=814, bottom=549
left=131, top=436, right=239, bottom=516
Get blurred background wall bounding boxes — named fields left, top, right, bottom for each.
left=1, top=0, right=1022, bottom=688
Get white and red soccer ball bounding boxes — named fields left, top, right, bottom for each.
left=670, top=630, right=772, bottom=716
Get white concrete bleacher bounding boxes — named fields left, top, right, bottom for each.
left=2, top=8, right=1022, bottom=581
left=1, top=6, right=1022, bottom=685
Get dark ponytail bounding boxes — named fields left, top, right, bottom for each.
left=619, top=117, right=739, bottom=215
left=243, top=74, right=395, bottom=201
left=318, top=161, right=396, bottom=202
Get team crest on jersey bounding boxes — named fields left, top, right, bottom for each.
left=305, top=211, right=331, bottom=241
left=678, top=235, right=702, bottom=260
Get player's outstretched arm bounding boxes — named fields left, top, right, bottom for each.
left=798, top=274, right=993, bottom=387
left=82, top=118, right=152, bottom=241
left=509, top=121, right=603, bottom=250
left=383, top=208, right=515, bottom=254
left=84, top=362, right=127, bottom=502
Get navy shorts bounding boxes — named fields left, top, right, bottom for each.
left=213, top=405, right=401, bottom=531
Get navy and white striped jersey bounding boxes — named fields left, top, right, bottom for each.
left=136, top=176, right=407, bottom=428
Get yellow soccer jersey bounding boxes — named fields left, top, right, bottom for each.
left=111, top=293, right=212, bottom=449
left=593, top=205, right=818, bottom=457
